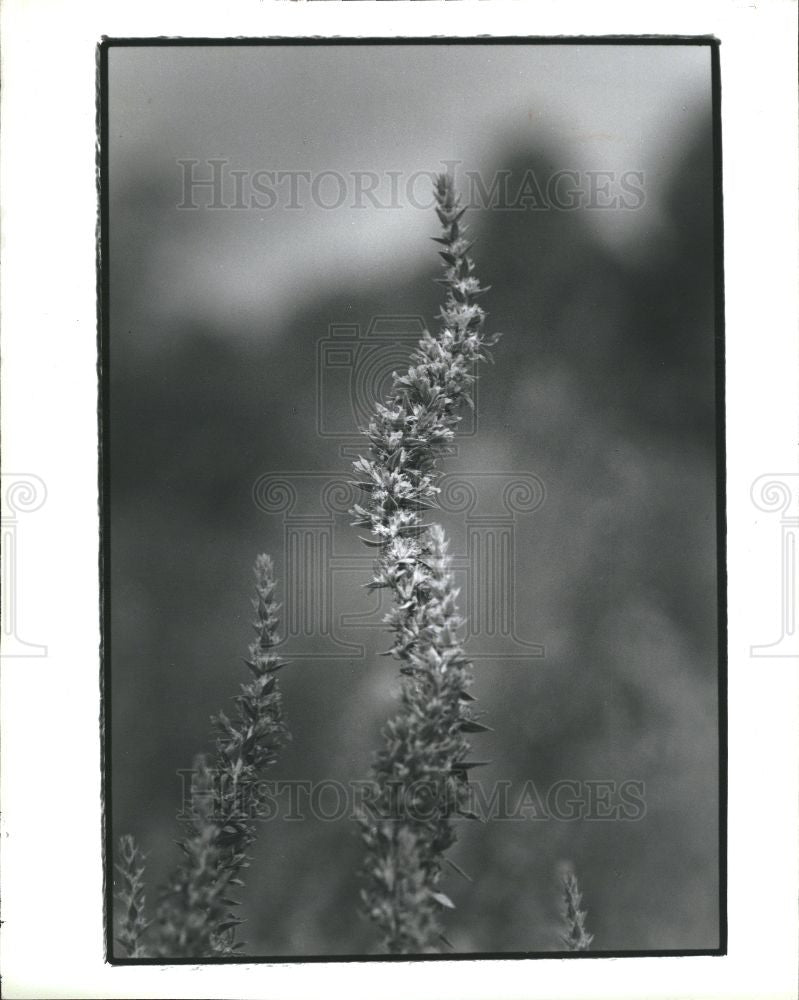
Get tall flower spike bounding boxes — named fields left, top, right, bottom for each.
left=152, top=555, right=290, bottom=958
left=354, top=175, right=497, bottom=953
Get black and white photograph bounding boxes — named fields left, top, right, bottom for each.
left=103, top=39, right=723, bottom=960
left=2, top=4, right=798, bottom=997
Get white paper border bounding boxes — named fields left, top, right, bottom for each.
left=1, top=2, right=797, bottom=998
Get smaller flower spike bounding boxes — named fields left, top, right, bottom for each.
left=115, top=835, right=151, bottom=958
left=561, top=870, right=594, bottom=951
left=151, top=555, right=290, bottom=958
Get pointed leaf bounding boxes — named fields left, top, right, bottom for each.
left=451, top=760, right=491, bottom=771
left=218, top=919, right=244, bottom=933
left=458, top=719, right=494, bottom=733
left=457, top=809, right=484, bottom=823
left=446, top=857, right=473, bottom=882
left=359, top=536, right=388, bottom=548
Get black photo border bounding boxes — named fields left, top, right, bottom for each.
left=97, top=34, right=727, bottom=965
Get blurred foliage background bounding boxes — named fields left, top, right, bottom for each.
left=108, top=43, right=720, bottom=955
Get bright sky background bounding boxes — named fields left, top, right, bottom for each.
left=109, top=44, right=711, bottom=338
